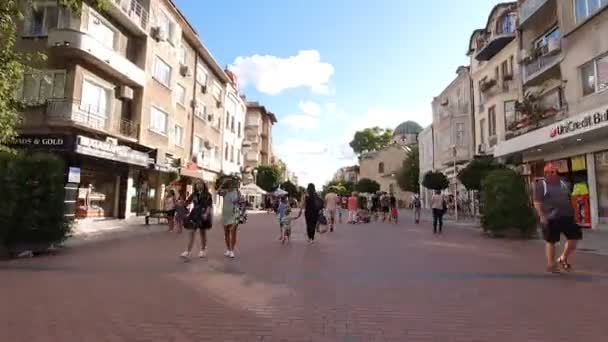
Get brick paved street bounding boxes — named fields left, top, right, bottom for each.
left=2, top=213, right=608, bottom=342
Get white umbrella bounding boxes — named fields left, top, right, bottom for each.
left=273, top=187, right=288, bottom=196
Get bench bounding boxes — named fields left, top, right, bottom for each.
left=145, top=209, right=168, bottom=225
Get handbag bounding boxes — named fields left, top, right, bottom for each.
left=317, top=211, right=328, bottom=233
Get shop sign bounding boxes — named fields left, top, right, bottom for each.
left=68, top=167, right=81, bottom=183
left=75, top=135, right=151, bottom=167
left=11, top=134, right=71, bottom=150
left=550, top=109, right=608, bottom=138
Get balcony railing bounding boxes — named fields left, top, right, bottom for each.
left=522, top=41, right=562, bottom=84
left=111, top=0, right=149, bottom=34
left=46, top=98, right=138, bottom=139
left=519, top=0, right=549, bottom=27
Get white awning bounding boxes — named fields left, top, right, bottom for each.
left=240, top=183, right=267, bottom=196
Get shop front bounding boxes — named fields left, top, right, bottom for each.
left=495, top=106, right=608, bottom=229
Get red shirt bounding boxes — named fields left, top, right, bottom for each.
left=348, top=196, right=358, bottom=210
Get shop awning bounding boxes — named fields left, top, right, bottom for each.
left=240, top=183, right=267, bottom=196
left=180, top=168, right=217, bottom=182
left=495, top=106, right=608, bottom=158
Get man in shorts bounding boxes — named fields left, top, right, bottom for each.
left=324, top=190, right=339, bottom=232
left=380, top=192, right=390, bottom=222
left=389, top=192, right=398, bottom=224
left=533, top=163, right=582, bottom=273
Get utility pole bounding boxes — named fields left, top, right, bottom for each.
left=451, top=144, right=458, bottom=222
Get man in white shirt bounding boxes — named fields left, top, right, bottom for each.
left=325, top=191, right=339, bottom=232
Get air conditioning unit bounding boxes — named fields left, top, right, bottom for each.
left=520, top=49, right=530, bottom=61
left=106, top=137, right=118, bottom=145
left=117, top=85, right=134, bottom=100
left=151, top=26, right=167, bottom=41
left=207, top=113, right=214, bottom=122
left=179, top=64, right=191, bottom=77
left=203, top=140, right=212, bottom=149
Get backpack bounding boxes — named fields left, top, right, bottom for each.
left=540, top=179, right=568, bottom=197
left=413, top=198, right=421, bottom=208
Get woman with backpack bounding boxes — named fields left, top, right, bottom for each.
left=297, top=183, right=323, bottom=244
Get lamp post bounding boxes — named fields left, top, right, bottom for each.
left=450, top=144, right=458, bottom=222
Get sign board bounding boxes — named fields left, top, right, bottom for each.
left=75, top=135, right=151, bottom=167
left=11, top=134, right=72, bottom=150
left=68, top=167, right=81, bottom=183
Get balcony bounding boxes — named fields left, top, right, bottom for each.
left=45, top=98, right=138, bottom=140
left=519, top=0, right=552, bottom=29
left=475, top=15, right=517, bottom=61
left=522, top=41, right=563, bottom=85
left=108, top=0, right=149, bottom=36
left=48, top=29, right=145, bottom=87
left=245, top=151, right=259, bottom=162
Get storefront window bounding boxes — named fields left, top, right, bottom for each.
left=77, top=168, right=118, bottom=218
left=595, top=152, right=608, bottom=221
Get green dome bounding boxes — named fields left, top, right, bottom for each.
left=393, top=121, right=422, bottom=137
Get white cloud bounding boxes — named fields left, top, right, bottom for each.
left=298, top=100, right=322, bottom=117
left=230, top=50, right=334, bottom=95
left=282, top=114, right=321, bottom=129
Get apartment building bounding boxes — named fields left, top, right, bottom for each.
left=494, top=0, right=608, bottom=229
left=220, top=70, right=246, bottom=177
left=333, top=166, right=359, bottom=184
left=431, top=66, right=475, bottom=181
left=243, top=101, right=277, bottom=174
left=467, top=2, right=521, bottom=157
left=14, top=0, right=229, bottom=219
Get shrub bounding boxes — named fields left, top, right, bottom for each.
left=457, top=157, right=505, bottom=191
left=480, top=169, right=536, bottom=237
left=355, top=178, right=380, bottom=193
left=422, top=171, right=449, bottom=190
left=0, top=152, right=71, bottom=252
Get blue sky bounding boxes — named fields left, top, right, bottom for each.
left=174, top=0, right=503, bottom=186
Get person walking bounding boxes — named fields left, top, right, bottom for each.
left=174, top=190, right=187, bottom=233
left=347, top=192, right=358, bottom=224
left=389, top=192, right=398, bottom=224
left=430, top=190, right=445, bottom=234
left=412, top=194, right=422, bottom=224
left=164, top=189, right=177, bottom=232
left=180, top=183, right=213, bottom=259
left=325, top=190, right=339, bottom=232
left=371, top=192, right=380, bottom=221
left=220, top=179, right=241, bottom=258
left=534, top=163, right=582, bottom=273
left=380, top=192, right=390, bottom=222
left=299, top=183, right=323, bottom=244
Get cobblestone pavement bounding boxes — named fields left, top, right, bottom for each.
left=2, top=213, right=608, bottom=341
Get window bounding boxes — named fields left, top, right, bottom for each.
left=378, top=162, right=385, bottom=174
left=193, top=136, right=203, bottom=153
left=237, top=122, right=242, bottom=138
left=575, top=0, right=608, bottom=23
left=20, top=70, right=66, bottom=103
left=488, top=106, right=497, bottom=137
left=212, top=81, right=222, bottom=99
left=88, top=14, right=115, bottom=49
left=231, top=116, right=235, bottom=132
left=224, top=143, right=229, bottom=160
left=534, top=27, right=561, bottom=51
left=498, top=13, right=516, bottom=34
left=156, top=9, right=176, bottom=43
left=509, top=55, right=514, bottom=75
left=494, top=66, right=499, bottom=81
left=179, top=42, right=188, bottom=66
left=81, top=79, right=110, bottom=117
left=153, top=56, right=172, bottom=87
left=539, top=88, right=563, bottom=112
left=501, top=61, right=509, bottom=80
left=150, top=106, right=168, bottom=134
left=23, top=6, right=58, bottom=37
left=237, top=148, right=241, bottom=165
left=175, top=84, right=186, bottom=106
left=455, top=123, right=465, bottom=146
left=504, top=100, right=517, bottom=131
left=214, top=146, right=220, bottom=160
left=226, top=114, right=230, bottom=129
left=479, top=118, right=486, bottom=145
left=196, top=65, right=208, bottom=85
left=230, top=145, right=234, bottom=162
left=174, top=125, right=184, bottom=147
left=581, top=54, right=608, bottom=95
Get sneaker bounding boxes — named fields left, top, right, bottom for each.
left=229, top=251, right=235, bottom=258
left=198, top=249, right=207, bottom=258
left=224, top=250, right=231, bottom=257
left=180, top=251, right=190, bottom=260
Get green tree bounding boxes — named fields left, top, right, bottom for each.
left=355, top=178, right=381, bottom=193
left=481, top=169, right=536, bottom=237
left=281, top=180, right=299, bottom=198
left=457, top=157, right=505, bottom=191
left=349, top=127, right=393, bottom=156
left=396, top=146, right=419, bottom=193
left=322, top=180, right=354, bottom=196
left=0, top=0, right=108, bottom=151
left=255, top=165, right=281, bottom=192
left=422, top=171, right=449, bottom=191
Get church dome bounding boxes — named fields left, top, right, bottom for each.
left=393, top=121, right=423, bottom=137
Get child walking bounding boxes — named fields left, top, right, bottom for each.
left=277, top=196, right=295, bottom=244
left=174, top=190, right=188, bottom=233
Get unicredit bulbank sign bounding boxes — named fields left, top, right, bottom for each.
left=550, top=109, right=608, bottom=138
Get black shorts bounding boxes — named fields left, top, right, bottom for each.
left=166, top=209, right=176, bottom=217
left=542, top=216, right=583, bottom=243
left=381, top=206, right=390, bottom=213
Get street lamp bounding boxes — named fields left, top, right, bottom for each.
left=450, top=144, right=458, bottom=221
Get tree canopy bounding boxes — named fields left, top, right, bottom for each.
left=280, top=180, right=299, bottom=199
left=422, top=171, right=449, bottom=191
left=355, top=178, right=381, bottom=194
left=349, top=127, right=393, bottom=156
left=396, top=146, right=419, bottom=193
left=322, top=180, right=354, bottom=196
left=255, top=165, right=281, bottom=192
left=457, top=158, right=505, bottom=191
left=0, top=0, right=108, bottom=151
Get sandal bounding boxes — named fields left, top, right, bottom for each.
left=557, top=257, right=572, bottom=271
